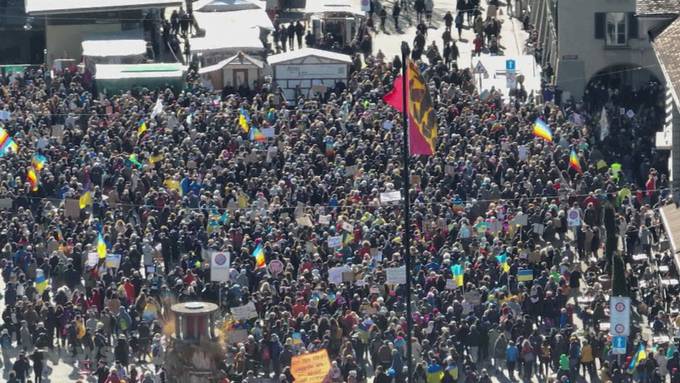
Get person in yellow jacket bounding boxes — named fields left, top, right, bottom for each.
left=580, top=339, right=595, bottom=378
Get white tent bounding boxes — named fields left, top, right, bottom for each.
left=269, top=48, right=352, bottom=101
left=191, top=9, right=272, bottom=65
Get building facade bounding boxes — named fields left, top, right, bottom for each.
left=530, top=0, right=665, bottom=101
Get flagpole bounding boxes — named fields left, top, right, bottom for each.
left=400, top=41, right=414, bottom=383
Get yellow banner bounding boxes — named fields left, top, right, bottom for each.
left=291, top=349, right=331, bottom=383
left=407, top=60, right=437, bottom=155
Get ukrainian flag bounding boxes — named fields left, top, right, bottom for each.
left=628, top=344, right=647, bottom=372
left=451, top=264, right=464, bottom=287
left=496, top=254, right=510, bottom=273
left=239, top=107, right=251, bottom=133
left=97, top=232, right=107, bottom=259
left=79, top=191, right=92, bottom=209
left=35, top=268, right=48, bottom=294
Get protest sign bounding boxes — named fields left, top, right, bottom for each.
left=510, top=213, right=528, bottom=226
left=291, top=349, right=331, bottom=383
left=87, top=252, right=99, bottom=267
left=261, top=127, right=276, bottom=138
left=386, top=266, right=406, bottom=285
left=296, top=215, right=314, bottom=227
left=567, top=208, right=581, bottom=227
left=231, top=301, right=258, bottom=320
left=341, top=222, right=353, bottom=232
left=227, top=329, right=249, bottom=344
left=464, top=291, right=482, bottom=305
left=0, top=198, right=11, bottom=209
left=64, top=199, right=80, bottom=218
left=327, top=235, right=343, bottom=249
left=105, top=254, right=122, bottom=269
left=268, top=259, right=284, bottom=276
left=210, top=251, right=231, bottom=282
left=328, top=266, right=350, bottom=284
left=318, top=215, right=331, bottom=225
left=380, top=191, right=402, bottom=204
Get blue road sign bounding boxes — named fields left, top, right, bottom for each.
left=506, top=59, right=516, bottom=71
left=612, top=336, right=627, bottom=354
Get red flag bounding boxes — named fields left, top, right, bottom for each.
left=405, top=60, right=437, bottom=156
left=383, top=62, right=437, bottom=156
left=383, top=74, right=405, bottom=113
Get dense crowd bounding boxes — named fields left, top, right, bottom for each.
left=0, top=5, right=677, bottom=383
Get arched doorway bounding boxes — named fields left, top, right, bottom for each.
left=584, top=64, right=663, bottom=113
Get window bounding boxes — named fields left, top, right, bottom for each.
left=606, top=12, right=627, bottom=46
left=595, top=12, right=637, bottom=45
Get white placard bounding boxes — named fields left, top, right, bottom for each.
left=296, top=215, right=314, bottom=227
left=532, top=223, right=545, bottom=235
left=318, top=215, right=331, bottom=225
left=261, top=127, right=276, bottom=138
left=327, top=235, right=343, bottom=249
left=386, top=266, right=406, bottom=285
left=567, top=208, right=581, bottom=227
left=445, top=279, right=457, bottom=289
left=328, top=266, right=350, bottom=284
left=210, top=251, right=231, bottom=282
left=511, top=213, right=528, bottom=226
left=231, top=301, right=258, bottom=321
left=87, top=252, right=99, bottom=267
left=380, top=191, right=402, bottom=204
left=342, top=222, right=353, bottom=232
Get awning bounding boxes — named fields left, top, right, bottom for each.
left=660, top=203, right=680, bottom=269
left=198, top=51, right=264, bottom=74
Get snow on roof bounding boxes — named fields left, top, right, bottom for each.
left=95, top=63, right=185, bottom=80
left=191, top=9, right=272, bottom=53
left=267, top=48, right=352, bottom=65
left=82, top=39, right=147, bottom=58
left=195, top=7, right=274, bottom=30
left=198, top=52, right=264, bottom=74
left=304, top=0, right=365, bottom=16
left=193, top=0, right=262, bottom=12
left=26, top=0, right=182, bottom=15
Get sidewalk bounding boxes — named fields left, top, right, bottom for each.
left=370, top=0, right=529, bottom=69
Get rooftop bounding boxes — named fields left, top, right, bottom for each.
left=653, top=17, right=680, bottom=106
left=268, top=48, right=352, bottom=65
left=26, top=0, right=183, bottom=15
left=636, top=0, right=680, bottom=16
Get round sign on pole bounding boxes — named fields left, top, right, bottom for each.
left=614, top=323, right=625, bottom=334
left=269, top=259, right=284, bottom=276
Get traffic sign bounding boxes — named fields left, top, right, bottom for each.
left=612, top=336, right=627, bottom=355
left=506, top=59, right=516, bottom=71
left=361, top=0, right=370, bottom=12
left=610, top=296, right=631, bottom=336
left=474, top=61, right=488, bottom=75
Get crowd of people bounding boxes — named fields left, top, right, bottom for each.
left=0, top=2, right=677, bottom=383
